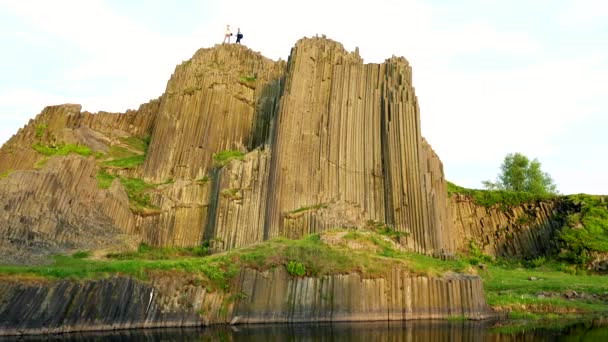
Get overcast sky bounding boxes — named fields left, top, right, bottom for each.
left=0, top=0, right=606, bottom=194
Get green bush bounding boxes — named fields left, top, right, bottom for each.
left=35, top=123, right=48, bottom=138
left=286, top=261, right=306, bottom=277
left=524, top=256, right=546, bottom=268
left=72, top=251, right=90, bottom=259
left=557, top=194, right=608, bottom=265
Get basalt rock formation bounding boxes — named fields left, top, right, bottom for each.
left=449, top=195, right=564, bottom=258
left=0, top=37, right=454, bottom=261
left=0, top=268, right=493, bottom=336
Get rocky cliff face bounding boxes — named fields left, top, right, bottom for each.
left=0, top=37, right=453, bottom=261
left=0, top=268, right=493, bottom=336
left=449, top=195, right=563, bottom=258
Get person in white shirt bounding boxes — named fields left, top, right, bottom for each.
left=223, top=25, right=232, bottom=43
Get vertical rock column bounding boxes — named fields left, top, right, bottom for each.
left=380, top=58, right=450, bottom=255
left=265, top=38, right=387, bottom=239
left=207, top=149, right=271, bottom=250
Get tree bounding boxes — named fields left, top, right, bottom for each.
left=483, top=152, right=558, bottom=195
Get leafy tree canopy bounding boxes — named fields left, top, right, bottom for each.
left=483, top=152, right=558, bottom=196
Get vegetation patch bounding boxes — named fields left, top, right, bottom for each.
left=196, top=176, right=210, bottom=184
left=365, top=220, right=409, bottom=241
left=286, top=261, right=306, bottom=277
left=107, top=243, right=208, bottom=260
left=101, top=137, right=149, bottom=170
left=447, top=181, right=555, bottom=209
left=72, top=251, right=91, bottom=259
left=96, top=170, right=118, bottom=189
left=0, top=253, right=237, bottom=291
left=35, top=123, right=48, bottom=138
left=32, top=143, right=93, bottom=157
left=221, top=188, right=242, bottom=201
left=557, top=194, right=608, bottom=265
left=287, top=203, right=328, bottom=216
left=102, top=154, right=145, bottom=169
left=120, top=177, right=158, bottom=212
left=481, top=260, right=608, bottom=316
left=213, top=150, right=245, bottom=167
left=239, top=75, right=257, bottom=83
left=95, top=170, right=158, bottom=212
left=118, top=136, right=150, bottom=153
left=3, top=230, right=608, bottom=318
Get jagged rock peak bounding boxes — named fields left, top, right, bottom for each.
left=289, top=36, right=363, bottom=65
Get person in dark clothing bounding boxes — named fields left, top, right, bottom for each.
left=235, top=28, right=243, bottom=44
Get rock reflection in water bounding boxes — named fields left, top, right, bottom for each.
left=2, top=319, right=607, bottom=341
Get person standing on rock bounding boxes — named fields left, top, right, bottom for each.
left=235, top=28, right=243, bottom=44
left=223, top=25, right=232, bottom=43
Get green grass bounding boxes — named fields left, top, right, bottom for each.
left=239, top=75, right=257, bottom=83
left=447, top=181, right=555, bottom=209
left=107, top=243, right=208, bottom=260
left=32, top=143, right=93, bottom=157
left=2, top=229, right=607, bottom=318
left=96, top=170, right=118, bottom=189
left=102, top=154, right=145, bottom=169
left=0, top=253, right=237, bottom=291
left=233, top=232, right=470, bottom=278
left=118, top=136, right=150, bottom=153
left=212, top=150, right=245, bottom=167
left=101, top=141, right=148, bottom=169
left=95, top=170, right=158, bottom=212
left=120, top=177, right=158, bottom=211
left=72, top=251, right=91, bottom=259
left=481, top=262, right=608, bottom=314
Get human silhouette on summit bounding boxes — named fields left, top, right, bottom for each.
left=236, top=28, right=243, bottom=44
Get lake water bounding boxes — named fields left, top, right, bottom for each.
left=2, top=319, right=607, bottom=341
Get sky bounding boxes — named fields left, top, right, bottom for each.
left=0, top=0, right=606, bottom=195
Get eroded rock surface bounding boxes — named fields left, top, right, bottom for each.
left=0, top=268, right=493, bottom=336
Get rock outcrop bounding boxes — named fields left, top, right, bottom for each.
left=264, top=39, right=449, bottom=255
left=0, top=37, right=454, bottom=260
left=0, top=268, right=493, bottom=336
left=448, top=195, right=563, bottom=258
left=0, top=156, right=135, bottom=264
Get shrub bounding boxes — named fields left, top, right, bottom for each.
left=72, top=251, right=90, bottom=259
left=35, top=123, right=48, bottom=138
left=286, top=261, right=306, bottom=277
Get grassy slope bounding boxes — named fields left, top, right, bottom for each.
left=2, top=229, right=606, bottom=319
left=0, top=232, right=470, bottom=290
